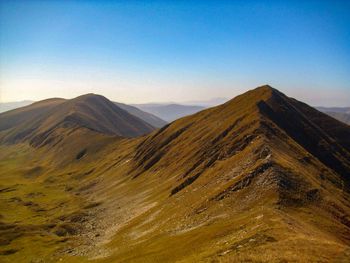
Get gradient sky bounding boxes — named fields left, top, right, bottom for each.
left=0, top=0, right=349, bottom=106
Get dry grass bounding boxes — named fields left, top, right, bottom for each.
left=1, top=86, right=350, bottom=262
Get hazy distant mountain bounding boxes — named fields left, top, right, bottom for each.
left=0, top=100, right=34, bottom=113
left=316, top=106, right=350, bottom=114
left=114, top=102, right=167, bottom=128
left=132, top=103, right=206, bottom=122
left=180, top=97, right=229, bottom=106
left=316, top=107, right=350, bottom=125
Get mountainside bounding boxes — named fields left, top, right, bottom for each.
left=0, top=94, right=155, bottom=146
left=132, top=103, right=205, bottom=122
left=114, top=102, right=167, bottom=128
left=1, top=86, right=350, bottom=262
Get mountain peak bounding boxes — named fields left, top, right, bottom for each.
left=255, top=84, right=274, bottom=90
left=71, top=93, right=110, bottom=103
left=249, top=84, right=281, bottom=100
left=134, top=85, right=350, bottom=193
left=0, top=93, right=156, bottom=146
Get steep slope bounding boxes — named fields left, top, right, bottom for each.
left=132, top=103, right=205, bottom=122
left=1, top=86, right=350, bottom=262
left=0, top=94, right=155, bottom=146
left=114, top=102, right=167, bottom=128
left=107, top=85, right=350, bottom=261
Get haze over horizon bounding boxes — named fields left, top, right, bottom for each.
left=1, top=1, right=350, bottom=106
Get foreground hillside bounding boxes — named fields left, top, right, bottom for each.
left=1, top=86, right=350, bottom=262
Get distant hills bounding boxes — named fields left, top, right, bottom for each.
left=0, top=100, right=34, bottom=113
left=317, top=106, right=350, bottom=125
left=1, top=85, right=350, bottom=262
left=114, top=102, right=167, bottom=128
left=2, top=98, right=349, bottom=126
left=132, top=103, right=206, bottom=122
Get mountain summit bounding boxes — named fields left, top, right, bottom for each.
left=135, top=84, right=350, bottom=193
left=0, top=93, right=155, bottom=146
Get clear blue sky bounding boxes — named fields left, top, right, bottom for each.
left=0, top=0, right=349, bottom=106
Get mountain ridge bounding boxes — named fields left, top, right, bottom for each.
left=132, top=85, right=350, bottom=195
left=0, top=93, right=155, bottom=147
left=1, top=85, right=350, bottom=262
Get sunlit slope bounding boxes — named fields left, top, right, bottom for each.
left=0, top=94, right=155, bottom=146
left=101, top=85, right=350, bottom=262
left=1, top=86, right=350, bottom=262
left=0, top=129, right=125, bottom=262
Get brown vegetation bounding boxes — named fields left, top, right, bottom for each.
left=1, top=85, right=350, bottom=262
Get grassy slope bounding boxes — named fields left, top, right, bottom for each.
left=0, top=94, right=155, bottom=147
left=0, top=127, right=121, bottom=262
left=1, top=86, right=350, bottom=262
left=97, top=86, right=350, bottom=262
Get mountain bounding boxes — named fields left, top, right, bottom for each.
left=114, top=102, right=167, bottom=128
left=317, top=107, right=350, bottom=125
left=181, top=97, right=229, bottom=106
left=0, top=100, right=34, bottom=113
left=0, top=99, right=167, bottom=128
left=0, top=94, right=155, bottom=146
left=132, top=103, right=205, bottom=122
left=1, top=86, right=350, bottom=262
left=316, top=106, right=350, bottom=114
left=324, top=112, right=350, bottom=125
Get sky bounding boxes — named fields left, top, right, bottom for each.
left=0, top=0, right=349, bottom=106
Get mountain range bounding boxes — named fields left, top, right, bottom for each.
left=131, top=103, right=205, bottom=122
left=317, top=107, right=350, bottom=125
left=2, top=99, right=350, bottom=126
left=0, top=85, right=350, bottom=262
